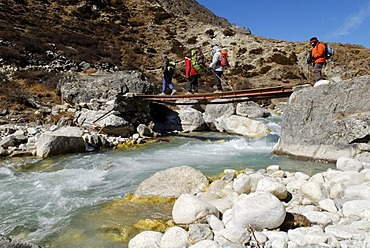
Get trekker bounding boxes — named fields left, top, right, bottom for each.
left=184, top=53, right=199, bottom=94
left=160, top=54, right=176, bottom=95
left=209, top=46, right=224, bottom=92
left=309, top=37, right=326, bottom=82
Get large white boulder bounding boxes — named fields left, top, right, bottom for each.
left=172, top=194, right=220, bottom=225
left=336, top=157, right=364, bottom=172
left=128, top=231, right=163, bottom=248
left=215, top=115, right=270, bottom=138
left=255, top=177, right=288, bottom=200
left=160, top=226, right=188, bottom=248
left=300, top=181, right=328, bottom=202
left=231, top=192, right=286, bottom=230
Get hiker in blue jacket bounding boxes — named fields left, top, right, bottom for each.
left=209, top=46, right=224, bottom=92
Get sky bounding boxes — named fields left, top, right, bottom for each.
left=196, top=0, right=370, bottom=49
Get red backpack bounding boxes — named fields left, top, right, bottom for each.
left=219, top=50, right=229, bottom=67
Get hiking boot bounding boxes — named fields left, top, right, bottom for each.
left=159, top=92, right=166, bottom=96
left=185, top=92, right=192, bottom=95
left=213, top=90, right=222, bottom=93
left=171, top=89, right=177, bottom=95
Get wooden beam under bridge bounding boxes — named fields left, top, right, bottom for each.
left=128, top=86, right=294, bottom=105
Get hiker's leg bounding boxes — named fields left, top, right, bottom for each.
left=163, top=76, right=175, bottom=91
left=188, top=76, right=194, bottom=92
left=189, top=76, right=197, bottom=92
left=314, top=63, right=323, bottom=81
left=215, top=71, right=223, bottom=91
left=166, top=76, right=175, bottom=91
left=162, top=77, right=167, bottom=93
left=193, top=75, right=199, bottom=93
left=214, top=74, right=220, bottom=90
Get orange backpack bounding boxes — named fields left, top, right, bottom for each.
left=219, top=50, right=229, bottom=67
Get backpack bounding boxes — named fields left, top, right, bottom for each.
left=219, top=50, right=229, bottom=67
left=324, top=43, right=334, bottom=60
left=190, top=48, right=205, bottom=73
left=168, top=61, right=176, bottom=72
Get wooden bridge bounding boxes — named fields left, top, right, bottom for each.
left=129, top=86, right=294, bottom=105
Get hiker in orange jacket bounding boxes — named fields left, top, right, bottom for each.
left=184, top=54, right=199, bottom=94
left=310, top=37, right=326, bottom=82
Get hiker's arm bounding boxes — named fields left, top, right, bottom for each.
left=312, top=43, right=325, bottom=59
left=209, top=53, right=219, bottom=69
left=185, top=59, right=191, bottom=77
left=163, top=60, right=169, bottom=72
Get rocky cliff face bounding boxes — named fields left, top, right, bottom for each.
left=273, top=76, right=370, bottom=162
left=1, top=0, right=370, bottom=124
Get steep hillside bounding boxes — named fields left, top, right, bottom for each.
left=1, top=0, right=370, bottom=123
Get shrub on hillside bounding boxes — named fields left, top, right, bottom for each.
left=269, top=53, right=295, bottom=65
left=250, top=48, right=263, bottom=55
left=260, top=66, right=271, bottom=74
left=13, top=70, right=61, bottom=90
left=238, top=48, right=248, bottom=54
left=187, top=36, right=197, bottom=45
left=223, top=29, right=235, bottom=37
left=72, top=5, right=100, bottom=19
left=283, top=71, right=300, bottom=79
left=0, top=47, right=22, bottom=64
left=153, top=11, right=173, bottom=25
left=170, top=40, right=185, bottom=57
left=234, top=79, right=253, bottom=90
left=205, top=29, right=215, bottom=39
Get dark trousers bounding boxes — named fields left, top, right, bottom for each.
left=188, top=75, right=199, bottom=93
left=314, top=63, right=324, bottom=81
left=214, top=71, right=223, bottom=90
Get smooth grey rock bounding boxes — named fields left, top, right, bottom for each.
left=36, top=127, right=86, bottom=158
left=273, top=75, right=370, bottom=161
left=134, top=166, right=208, bottom=197
left=203, top=100, right=235, bottom=131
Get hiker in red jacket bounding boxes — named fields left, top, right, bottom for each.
left=310, top=37, right=326, bottom=82
left=184, top=54, right=199, bottom=94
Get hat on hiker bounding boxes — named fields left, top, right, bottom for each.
left=309, top=37, right=318, bottom=43
left=162, top=54, right=168, bottom=58
left=212, top=46, right=219, bottom=53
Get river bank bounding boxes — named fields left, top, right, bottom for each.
left=0, top=131, right=336, bottom=248
left=128, top=156, right=370, bottom=248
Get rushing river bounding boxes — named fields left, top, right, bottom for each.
left=0, top=116, right=335, bottom=247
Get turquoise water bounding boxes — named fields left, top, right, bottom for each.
left=0, top=117, right=335, bottom=247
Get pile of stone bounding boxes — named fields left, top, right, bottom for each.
left=129, top=157, right=370, bottom=247
left=0, top=70, right=161, bottom=158
left=0, top=121, right=158, bottom=158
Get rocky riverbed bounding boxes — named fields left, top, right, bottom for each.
left=128, top=157, right=370, bottom=247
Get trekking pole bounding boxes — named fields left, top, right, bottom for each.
left=208, top=68, right=234, bottom=91
left=92, top=108, right=114, bottom=123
